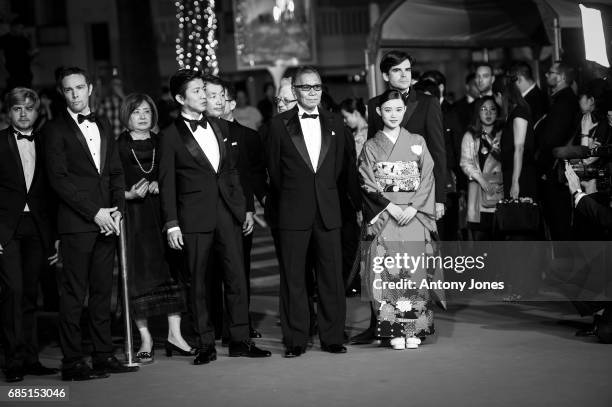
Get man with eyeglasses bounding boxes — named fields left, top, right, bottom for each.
left=537, top=61, right=579, bottom=240
left=265, top=66, right=361, bottom=358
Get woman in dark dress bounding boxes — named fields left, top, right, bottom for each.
left=494, top=77, right=540, bottom=300
left=117, top=94, right=193, bottom=363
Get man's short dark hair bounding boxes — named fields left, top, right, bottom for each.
left=169, top=69, right=202, bottom=100
left=414, top=79, right=441, bottom=99
left=421, top=70, right=446, bottom=87
left=474, top=62, right=494, bottom=75
left=379, top=51, right=415, bottom=74
left=291, top=66, right=321, bottom=85
left=465, top=72, right=476, bottom=85
left=223, top=81, right=237, bottom=102
left=509, top=61, right=534, bottom=82
left=554, top=60, right=576, bottom=85
left=202, top=73, right=224, bottom=87
left=56, top=67, right=92, bottom=90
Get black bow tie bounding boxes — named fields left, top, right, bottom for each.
left=186, top=118, right=208, bottom=132
left=15, top=131, right=35, bottom=142
left=301, top=113, right=319, bottom=119
left=77, top=113, right=96, bottom=124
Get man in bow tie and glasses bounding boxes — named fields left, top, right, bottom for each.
left=0, top=88, right=59, bottom=382
left=159, top=69, right=270, bottom=364
left=44, top=67, right=135, bottom=380
left=265, top=66, right=361, bottom=358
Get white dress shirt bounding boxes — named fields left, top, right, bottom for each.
left=14, top=128, right=36, bottom=212
left=67, top=108, right=101, bottom=173
left=184, top=114, right=220, bottom=172
left=521, top=83, right=536, bottom=98
left=297, top=105, right=322, bottom=171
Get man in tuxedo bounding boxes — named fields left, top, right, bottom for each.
left=0, top=88, right=59, bottom=382
left=265, top=66, right=361, bottom=357
left=510, top=61, right=549, bottom=125
left=202, top=74, right=266, bottom=340
left=366, top=51, right=446, bottom=218
left=538, top=61, right=579, bottom=240
left=44, top=67, right=137, bottom=381
left=159, top=69, right=270, bottom=364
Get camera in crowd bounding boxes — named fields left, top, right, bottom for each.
left=554, top=144, right=612, bottom=195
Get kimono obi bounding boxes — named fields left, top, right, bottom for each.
left=374, top=160, right=420, bottom=193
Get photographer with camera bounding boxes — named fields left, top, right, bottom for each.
left=564, top=161, right=612, bottom=343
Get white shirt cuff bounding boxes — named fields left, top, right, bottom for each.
left=574, top=192, right=586, bottom=206
left=167, top=226, right=181, bottom=234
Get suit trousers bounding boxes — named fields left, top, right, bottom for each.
left=279, top=212, right=345, bottom=347
left=0, top=214, right=45, bottom=368
left=58, top=232, right=116, bottom=366
left=182, top=201, right=249, bottom=347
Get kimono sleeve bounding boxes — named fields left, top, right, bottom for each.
left=358, top=142, right=390, bottom=223
left=410, top=137, right=436, bottom=217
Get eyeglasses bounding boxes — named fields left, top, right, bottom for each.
left=546, top=70, right=560, bottom=76
left=274, top=97, right=297, bottom=105
left=293, top=84, right=322, bottom=92
left=480, top=107, right=497, bottom=113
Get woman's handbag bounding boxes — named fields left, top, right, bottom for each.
left=495, top=198, right=540, bottom=233
left=480, top=172, right=504, bottom=208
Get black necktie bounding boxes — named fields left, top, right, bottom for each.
left=77, top=113, right=96, bottom=124
left=186, top=118, right=208, bottom=132
left=301, top=113, right=319, bottom=119
left=15, top=131, right=35, bottom=142
left=402, top=92, right=410, bottom=103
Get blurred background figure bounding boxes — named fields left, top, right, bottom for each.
left=0, top=17, right=38, bottom=89
left=257, top=82, right=275, bottom=125
left=233, top=88, right=262, bottom=130
left=97, top=74, right=126, bottom=138
left=339, top=98, right=368, bottom=157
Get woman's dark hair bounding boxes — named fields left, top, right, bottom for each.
left=339, top=98, right=366, bottom=117
left=378, top=89, right=405, bottom=107
left=119, top=93, right=158, bottom=130
left=492, top=75, right=530, bottom=120
left=579, top=78, right=610, bottom=123
left=467, top=96, right=502, bottom=138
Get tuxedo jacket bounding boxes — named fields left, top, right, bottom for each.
left=228, top=120, right=267, bottom=210
left=43, top=111, right=125, bottom=234
left=0, top=128, right=55, bottom=249
left=576, top=195, right=612, bottom=231
left=159, top=117, right=246, bottom=233
left=265, top=106, right=361, bottom=231
left=367, top=90, right=447, bottom=203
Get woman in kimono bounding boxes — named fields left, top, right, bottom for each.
left=358, top=89, right=444, bottom=350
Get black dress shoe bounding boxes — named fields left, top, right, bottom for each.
left=4, top=366, right=24, bottom=382
left=62, top=362, right=109, bottom=381
left=194, top=345, right=217, bottom=365
left=350, top=327, right=375, bottom=345
left=92, top=356, right=139, bottom=374
left=321, top=343, right=347, bottom=354
left=284, top=346, right=305, bottom=358
left=25, top=362, right=59, bottom=375
left=249, top=328, right=262, bottom=338
left=165, top=340, right=197, bottom=357
left=229, top=340, right=271, bottom=357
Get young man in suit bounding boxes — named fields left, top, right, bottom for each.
left=0, top=88, right=59, bottom=382
left=44, top=67, right=137, bottom=381
left=202, top=74, right=266, bottom=341
left=159, top=69, right=270, bottom=365
left=510, top=61, right=549, bottom=125
left=265, top=66, right=361, bottom=357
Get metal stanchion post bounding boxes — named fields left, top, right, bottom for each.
left=118, top=218, right=139, bottom=367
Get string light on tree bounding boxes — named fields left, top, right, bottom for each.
left=174, top=0, right=219, bottom=74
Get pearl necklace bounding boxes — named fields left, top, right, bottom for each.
left=130, top=145, right=156, bottom=174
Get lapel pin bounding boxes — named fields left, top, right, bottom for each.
left=331, top=131, right=335, bottom=136
left=231, top=141, right=238, bottom=146
left=223, top=138, right=227, bottom=142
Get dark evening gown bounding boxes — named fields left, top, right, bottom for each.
left=117, top=131, right=185, bottom=319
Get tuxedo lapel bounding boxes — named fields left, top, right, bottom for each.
left=283, top=108, right=315, bottom=172
left=317, top=110, right=332, bottom=170
left=63, top=111, right=98, bottom=171
left=208, top=117, right=226, bottom=169
left=97, top=121, right=108, bottom=173
left=6, top=130, right=26, bottom=191
left=401, top=91, right=419, bottom=128
left=175, top=119, right=216, bottom=173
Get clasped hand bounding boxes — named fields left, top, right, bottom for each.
left=94, top=207, right=121, bottom=236
left=387, top=203, right=417, bottom=226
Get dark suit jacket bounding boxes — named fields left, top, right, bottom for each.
left=228, top=119, right=267, bottom=209
left=523, top=85, right=549, bottom=125
left=535, top=86, right=579, bottom=176
left=0, top=128, right=55, bottom=249
left=367, top=90, right=447, bottom=203
left=159, top=117, right=246, bottom=233
left=265, top=106, right=361, bottom=230
left=576, top=195, right=612, bottom=231
left=43, top=111, right=125, bottom=234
